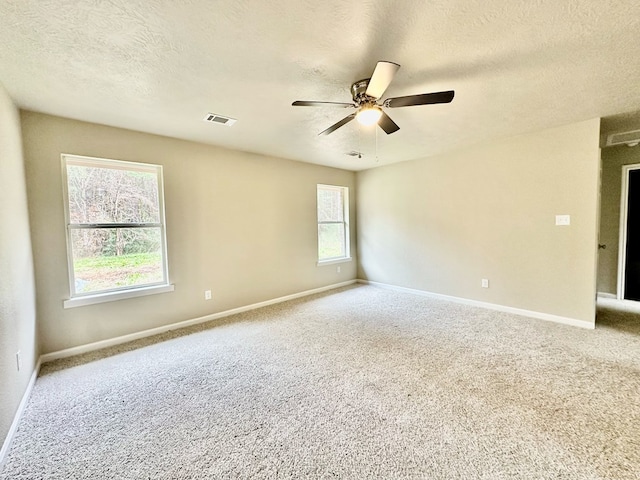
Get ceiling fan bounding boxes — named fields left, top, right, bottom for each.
left=292, top=61, right=454, bottom=136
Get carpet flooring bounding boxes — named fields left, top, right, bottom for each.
left=1, top=285, right=639, bottom=479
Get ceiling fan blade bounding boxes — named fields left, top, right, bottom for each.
left=385, top=90, right=455, bottom=108
left=378, top=111, right=400, bottom=135
left=292, top=101, right=355, bottom=107
left=365, top=61, right=400, bottom=99
left=319, top=113, right=356, bottom=136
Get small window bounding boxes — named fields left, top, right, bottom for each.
left=62, top=154, right=171, bottom=306
left=317, top=184, right=350, bottom=263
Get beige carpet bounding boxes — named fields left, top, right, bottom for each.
left=1, top=285, right=639, bottom=479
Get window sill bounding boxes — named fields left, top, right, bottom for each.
left=317, top=257, right=352, bottom=267
left=63, top=284, right=175, bottom=309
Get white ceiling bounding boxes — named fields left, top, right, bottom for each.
left=2, top=0, right=640, bottom=171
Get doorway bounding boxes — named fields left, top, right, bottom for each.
left=618, top=164, right=640, bottom=300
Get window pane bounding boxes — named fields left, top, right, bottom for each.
left=66, top=164, right=160, bottom=224
left=70, top=227, right=164, bottom=294
left=318, top=223, right=346, bottom=260
left=317, top=187, right=344, bottom=222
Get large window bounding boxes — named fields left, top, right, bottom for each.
left=62, top=154, right=172, bottom=307
left=317, top=184, right=350, bottom=263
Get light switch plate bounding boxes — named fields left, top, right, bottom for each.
left=555, top=215, right=571, bottom=226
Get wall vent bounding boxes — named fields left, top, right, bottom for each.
left=606, top=129, right=640, bottom=147
left=203, top=113, right=237, bottom=126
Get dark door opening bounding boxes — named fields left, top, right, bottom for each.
left=624, top=168, right=640, bottom=300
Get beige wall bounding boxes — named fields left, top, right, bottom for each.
left=21, top=112, right=356, bottom=354
left=597, top=145, right=640, bottom=295
left=0, top=85, right=37, bottom=447
left=357, top=119, right=601, bottom=325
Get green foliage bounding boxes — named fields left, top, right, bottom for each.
left=74, top=252, right=163, bottom=293
left=318, top=224, right=346, bottom=260
left=74, top=252, right=161, bottom=270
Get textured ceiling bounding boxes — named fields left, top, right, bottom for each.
left=2, top=0, right=640, bottom=171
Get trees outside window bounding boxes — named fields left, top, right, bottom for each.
left=62, top=154, right=169, bottom=297
left=317, top=184, right=350, bottom=262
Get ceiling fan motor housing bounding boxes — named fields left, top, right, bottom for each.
left=351, top=79, right=375, bottom=106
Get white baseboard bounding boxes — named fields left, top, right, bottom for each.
left=597, top=292, right=617, bottom=299
left=358, top=279, right=595, bottom=329
left=0, top=358, right=41, bottom=469
left=41, top=280, right=358, bottom=363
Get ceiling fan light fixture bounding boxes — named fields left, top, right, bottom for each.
left=356, top=106, right=382, bottom=126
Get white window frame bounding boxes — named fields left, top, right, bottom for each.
left=61, top=154, right=173, bottom=308
left=316, top=184, right=352, bottom=266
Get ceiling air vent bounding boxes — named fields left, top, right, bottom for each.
left=203, top=113, right=237, bottom=126
left=606, top=130, right=640, bottom=147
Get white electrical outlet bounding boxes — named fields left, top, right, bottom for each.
left=16, top=350, right=21, bottom=371
left=204, top=290, right=212, bottom=300
left=555, top=214, right=571, bottom=226
left=337, top=266, right=341, bottom=273
left=481, top=279, right=489, bottom=288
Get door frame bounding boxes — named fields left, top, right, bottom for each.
left=617, top=163, right=640, bottom=299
